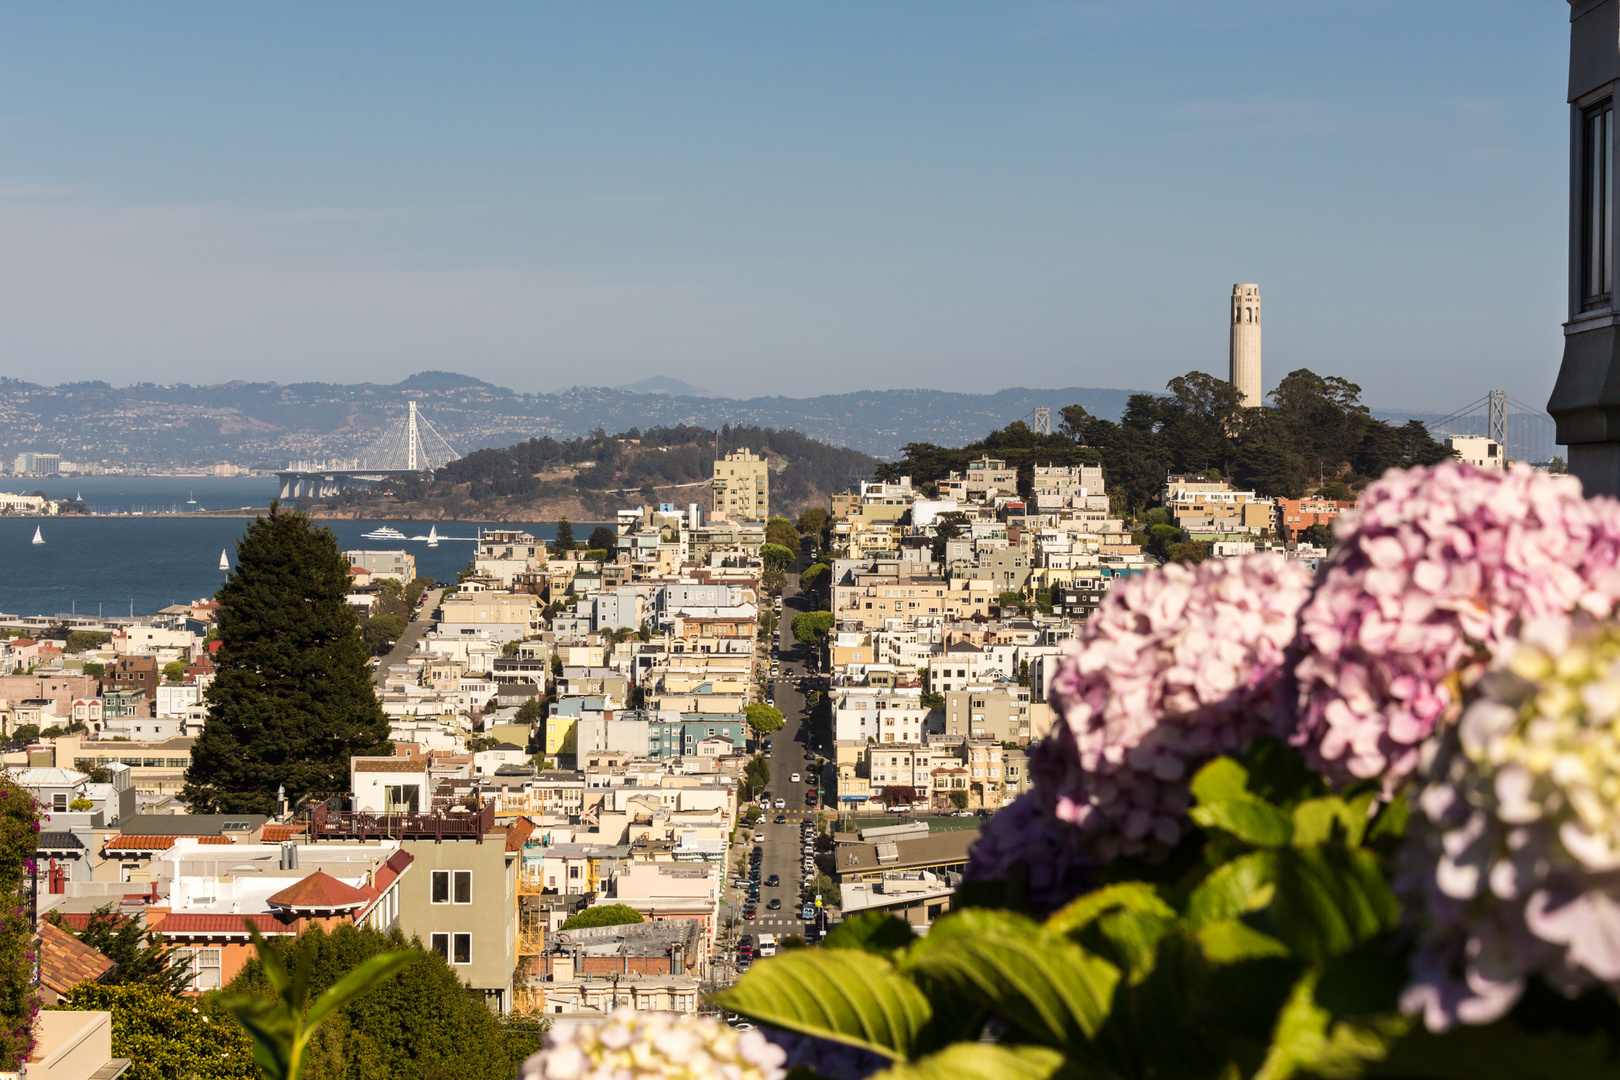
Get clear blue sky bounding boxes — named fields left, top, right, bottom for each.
left=0, top=2, right=1570, bottom=412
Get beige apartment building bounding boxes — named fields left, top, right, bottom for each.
left=943, top=685, right=1033, bottom=744
left=437, top=592, right=542, bottom=644
left=711, top=448, right=769, bottom=522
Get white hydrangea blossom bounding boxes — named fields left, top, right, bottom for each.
left=1401, top=615, right=1620, bottom=1031
left=518, top=1008, right=787, bottom=1080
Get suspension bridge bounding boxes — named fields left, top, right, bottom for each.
left=276, top=401, right=462, bottom=500
left=1423, top=390, right=1560, bottom=467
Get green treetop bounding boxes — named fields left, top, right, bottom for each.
left=183, top=503, right=391, bottom=814
left=561, top=904, right=645, bottom=930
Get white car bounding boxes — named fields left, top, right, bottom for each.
left=775, top=798, right=786, bottom=809
left=790, top=772, right=801, bottom=783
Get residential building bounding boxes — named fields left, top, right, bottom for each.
left=710, top=448, right=769, bottom=522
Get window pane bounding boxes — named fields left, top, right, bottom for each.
left=454, top=871, right=471, bottom=904
left=1606, top=109, right=1613, bottom=296
left=431, top=933, right=449, bottom=960
left=431, top=871, right=449, bottom=904
left=453, top=933, right=471, bottom=964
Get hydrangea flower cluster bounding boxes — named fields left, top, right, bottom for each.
left=962, top=791, right=1096, bottom=914
left=519, top=1008, right=786, bottom=1080
left=1040, top=552, right=1316, bottom=860
left=1293, top=461, right=1620, bottom=787
left=758, top=1026, right=891, bottom=1080
left=1400, top=615, right=1620, bottom=1031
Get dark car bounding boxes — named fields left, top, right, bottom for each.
left=773, top=814, right=786, bottom=824
left=765, top=874, right=780, bottom=887
left=739, top=934, right=753, bottom=947
left=768, top=898, right=782, bottom=910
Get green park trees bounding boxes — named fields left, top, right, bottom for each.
left=742, top=754, right=771, bottom=801
left=362, top=614, right=407, bottom=654
left=183, top=504, right=391, bottom=815
left=745, top=703, right=785, bottom=735
left=791, top=610, right=835, bottom=646
left=586, top=525, right=618, bottom=554
left=764, top=516, right=800, bottom=556
left=561, top=904, right=645, bottom=931
left=760, top=543, right=796, bottom=572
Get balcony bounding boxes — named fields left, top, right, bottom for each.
left=308, top=797, right=496, bottom=843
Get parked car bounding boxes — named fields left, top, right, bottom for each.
left=801, top=905, right=816, bottom=920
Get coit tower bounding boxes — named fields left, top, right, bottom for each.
left=1229, top=283, right=1262, bottom=407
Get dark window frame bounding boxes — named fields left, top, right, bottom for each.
left=1583, top=98, right=1615, bottom=309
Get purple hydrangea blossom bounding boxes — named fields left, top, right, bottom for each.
left=1292, top=462, right=1620, bottom=787
left=963, top=791, right=1097, bottom=914
left=1039, top=553, right=1315, bottom=861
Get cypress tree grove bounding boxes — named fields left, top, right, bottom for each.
left=184, top=504, right=390, bottom=814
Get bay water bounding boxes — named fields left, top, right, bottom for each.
left=0, top=477, right=567, bottom=619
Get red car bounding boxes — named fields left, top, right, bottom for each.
left=743, top=909, right=757, bottom=919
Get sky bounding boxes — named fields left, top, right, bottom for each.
left=0, top=2, right=1572, bottom=412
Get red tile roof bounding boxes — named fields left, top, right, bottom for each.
left=151, top=912, right=295, bottom=937
left=38, top=923, right=116, bottom=994
left=105, top=835, right=234, bottom=851
left=260, top=823, right=305, bottom=843
left=267, top=870, right=369, bottom=911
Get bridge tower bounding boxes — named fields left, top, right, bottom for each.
left=407, top=400, right=420, bottom=472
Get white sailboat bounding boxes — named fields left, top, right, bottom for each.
left=426, top=525, right=439, bottom=547
left=31, top=526, right=43, bottom=545
left=219, top=549, right=230, bottom=571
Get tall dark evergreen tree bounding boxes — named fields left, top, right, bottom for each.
left=553, top=516, right=576, bottom=551
left=184, top=503, right=390, bottom=814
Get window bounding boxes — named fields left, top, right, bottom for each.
left=172, top=946, right=222, bottom=990
left=385, top=784, right=420, bottom=813
left=431, top=870, right=472, bottom=905
left=52, top=794, right=66, bottom=812
left=1586, top=99, right=1615, bottom=306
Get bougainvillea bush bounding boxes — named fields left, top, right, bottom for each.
left=505, top=461, right=1620, bottom=1080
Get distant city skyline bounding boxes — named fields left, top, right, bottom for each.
left=0, top=2, right=1567, bottom=414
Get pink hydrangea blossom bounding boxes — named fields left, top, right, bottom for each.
left=1292, top=462, right=1620, bottom=787
left=1040, top=552, right=1315, bottom=861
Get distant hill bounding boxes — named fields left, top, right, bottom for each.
left=0, top=372, right=1148, bottom=468
left=616, top=376, right=717, bottom=398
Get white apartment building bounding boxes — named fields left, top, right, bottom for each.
left=834, top=691, right=930, bottom=744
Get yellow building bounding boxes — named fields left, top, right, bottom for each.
left=712, top=448, right=769, bottom=522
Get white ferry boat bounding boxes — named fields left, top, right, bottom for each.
left=360, top=525, right=407, bottom=541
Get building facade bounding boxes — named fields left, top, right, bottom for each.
left=711, top=448, right=769, bottom=523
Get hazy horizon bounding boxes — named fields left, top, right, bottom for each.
left=0, top=3, right=1568, bottom=415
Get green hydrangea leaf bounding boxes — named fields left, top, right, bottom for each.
left=711, top=948, right=932, bottom=1060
